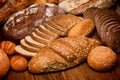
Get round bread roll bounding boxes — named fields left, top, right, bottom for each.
left=87, top=46, right=117, bottom=71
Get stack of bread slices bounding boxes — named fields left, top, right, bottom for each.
left=15, top=14, right=82, bottom=57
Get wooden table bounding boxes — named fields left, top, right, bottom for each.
left=2, top=54, right=120, bottom=80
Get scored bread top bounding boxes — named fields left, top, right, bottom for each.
left=3, top=3, right=64, bottom=41
left=28, top=36, right=101, bottom=73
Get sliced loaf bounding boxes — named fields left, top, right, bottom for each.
left=15, top=45, right=37, bottom=58
left=20, top=39, right=40, bottom=52
left=25, top=36, right=45, bottom=48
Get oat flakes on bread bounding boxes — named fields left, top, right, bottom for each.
left=58, top=0, right=116, bottom=15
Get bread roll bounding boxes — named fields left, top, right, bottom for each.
left=84, top=8, right=120, bottom=53
left=58, top=0, right=116, bottom=15
left=0, top=0, right=36, bottom=23
left=3, top=3, right=64, bottom=42
left=28, top=36, right=100, bottom=73
left=0, top=49, right=9, bottom=78
left=87, top=46, right=117, bottom=71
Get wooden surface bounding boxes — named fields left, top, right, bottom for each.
left=2, top=54, right=120, bottom=80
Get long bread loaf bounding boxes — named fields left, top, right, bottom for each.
left=84, top=8, right=120, bottom=53
left=28, top=36, right=100, bottom=73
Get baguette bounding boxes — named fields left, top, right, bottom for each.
left=28, top=36, right=100, bottom=73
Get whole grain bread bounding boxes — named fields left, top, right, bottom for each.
left=28, top=36, right=100, bottom=73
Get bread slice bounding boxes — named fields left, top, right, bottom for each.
left=31, top=32, right=50, bottom=45
left=46, top=20, right=68, bottom=33
left=15, top=45, right=37, bottom=58
left=25, top=36, right=45, bottom=48
left=34, top=28, right=53, bottom=40
left=43, top=23, right=65, bottom=36
left=20, top=39, right=40, bottom=52
left=38, top=25, right=58, bottom=39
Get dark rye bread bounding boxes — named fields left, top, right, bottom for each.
left=84, top=8, right=120, bottom=53
left=28, top=36, right=100, bottom=73
left=15, top=14, right=83, bottom=57
left=3, top=3, right=64, bottom=42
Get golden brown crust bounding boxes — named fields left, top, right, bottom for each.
left=28, top=36, right=100, bottom=73
left=87, top=46, right=117, bottom=71
left=0, top=0, right=36, bottom=23
left=0, top=49, right=9, bottom=78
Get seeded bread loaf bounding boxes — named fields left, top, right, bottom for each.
left=84, top=8, right=120, bottom=53
left=58, top=0, right=116, bottom=15
left=3, top=3, right=64, bottom=42
left=0, top=0, right=36, bottom=23
left=15, top=14, right=82, bottom=57
left=28, top=36, right=100, bottom=73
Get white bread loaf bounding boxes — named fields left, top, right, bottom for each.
left=58, top=0, right=116, bottom=15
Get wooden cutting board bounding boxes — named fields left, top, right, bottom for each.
left=2, top=54, right=120, bottom=80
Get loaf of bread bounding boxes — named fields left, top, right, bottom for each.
left=0, top=0, right=36, bottom=23
left=28, top=36, right=100, bottom=73
left=58, top=0, right=116, bottom=15
left=15, top=14, right=82, bottom=57
left=84, top=8, right=120, bottom=53
left=2, top=3, right=64, bottom=42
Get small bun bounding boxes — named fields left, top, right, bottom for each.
left=87, top=46, right=117, bottom=71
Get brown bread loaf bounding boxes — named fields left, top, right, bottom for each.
left=58, top=0, right=116, bottom=15
left=84, top=8, right=120, bottom=53
left=2, top=3, right=64, bottom=42
left=28, top=36, right=100, bottom=73
left=0, top=0, right=36, bottom=23
left=15, top=14, right=82, bottom=57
